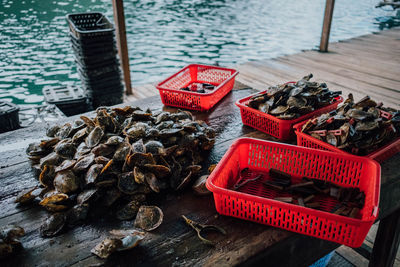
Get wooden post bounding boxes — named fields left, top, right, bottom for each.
left=319, top=0, right=335, bottom=52
left=112, top=0, right=133, bottom=95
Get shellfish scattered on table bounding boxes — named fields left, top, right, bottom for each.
left=300, top=94, right=400, bottom=155
left=23, top=106, right=216, bottom=237
left=0, top=225, right=25, bottom=259
left=246, top=74, right=341, bottom=119
left=91, top=229, right=145, bottom=259
left=134, top=206, right=164, bottom=231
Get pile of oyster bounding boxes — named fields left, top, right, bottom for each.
left=22, top=106, right=216, bottom=237
left=247, top=74, right=341, bottom=120
left=301, top=94, right=400, bottom=155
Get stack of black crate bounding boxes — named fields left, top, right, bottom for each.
left=67, top=12, right=124, bottom=109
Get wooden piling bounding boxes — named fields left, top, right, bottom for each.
left=319, top=0, right=335, bottom=52
left=112, top=0, right=133, bottom=95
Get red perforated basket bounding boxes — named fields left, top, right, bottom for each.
left=294, top=120, right=400, bottom=163
left=235, top=89, right=343, bottom=140
left=206, top=138, right=380, bottom=247
left=156, top=64, right=238, bottom=111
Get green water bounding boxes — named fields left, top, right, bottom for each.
left=0, top=0, right=394, bottom=106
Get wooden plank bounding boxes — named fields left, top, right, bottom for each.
left=342, top=37, right=400, bottom=50
left=378, top=28, right=400, bottom=37
left=320, top=0, right=335, bottom=52
left=141, top=84, right=158, bottom=97
left=329, top=42, right=400, bottom=59
left=278, top=53, right=400, bottom=94
left=246, top=59, right=399, bottom=107
left=123, top=94, right=138, bottom=103
left=336, top=245, right=369, bottom=267
left=112, top=0, right=133, bottom=95
left=236, top=63, right=289, bottom=85
left=369, top=208, right=400, bottom=267
left=131, top=86, right=148, bottom=99
left=329, top=44, right=400, bottom=62
left=296, top=51, right=400, bottom=82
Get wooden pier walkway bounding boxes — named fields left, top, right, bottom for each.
left=125, top=27, right=400, bottom=108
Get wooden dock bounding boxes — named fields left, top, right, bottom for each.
left=125, top=27, right=400, bottom=108
left=123, top=28, right=400, bottom=266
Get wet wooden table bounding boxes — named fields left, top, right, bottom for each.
left=1, top=85, right=399, bottom=267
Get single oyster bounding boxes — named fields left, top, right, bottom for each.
left=40, top=213, right=66, bottom=237
left=91, top=238, right=122, bottom=259
left=134, top=206, right=163, bottom=231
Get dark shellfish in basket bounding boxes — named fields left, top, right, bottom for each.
left=301, top=94, right=400, bottom=156
left=247, top=74, right=342, bottom=120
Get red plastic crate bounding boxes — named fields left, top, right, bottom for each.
left=294, top=120, right=400, bottom=163
left=156, top=64, right=238, bottom=111
left=235, top=89, right=343, bottom=140
left=206, top=138, right=380, bottom=247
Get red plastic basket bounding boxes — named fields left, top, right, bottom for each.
left=206, top=138, right=380, bottom=247
left=156, top=64, right=238, bottom=111
left=235, top=90, right=343, bottom=140
left=294, top=120, right=400, bottom=163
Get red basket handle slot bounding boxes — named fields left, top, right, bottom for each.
left=328, top=129, right=342, bottom=136
left=379, top=109, right=393, bottom=120
left=309, top=130, right=327, bottom=137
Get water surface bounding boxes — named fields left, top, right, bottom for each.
left=0, top=0, right=393, bottom=105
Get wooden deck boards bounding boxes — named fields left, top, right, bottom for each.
left=126, top=28, right=399, bottom=109
left=235, top=27, right=400, bottom=108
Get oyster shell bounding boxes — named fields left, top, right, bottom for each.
left=134, top=206, right=163, bottom=231
left=40, top=213, right=66, bottom=237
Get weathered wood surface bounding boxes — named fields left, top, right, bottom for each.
left=0, top=86, right=327, bottom=267
left=1, top=84, right=399, bottom=267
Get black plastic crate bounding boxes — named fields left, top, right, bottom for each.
left=69, top=32, right=115, bottom=46
left=75, top=50, right=120, bottom=68
left=72, top=47, right=118, bottom=64
left=76, top=59, right=120, bottom=74
left=0, top=101, right=20, bottom=133
left=79, top=72, right=122, bottom=86
left=67, top=12, right=114, bottom=40
left=90, top=92, right=123, bottom=108
left=78, top=66, right=121, bottom=82
left=79, top=72, right=122, bottom=88
left=70, top=35, right=116, bottom=51
left=71, top=44, right=117, bottom=65
left=84, top=82, right=124, bottom=96
left=86, top=86, right=124, bottom=97
left=42, top=86, right=89, bottom=116
left=78, top=63, right=120, bottom=77
left=72, top=44, right=118, bottom=62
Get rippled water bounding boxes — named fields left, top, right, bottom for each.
left=0, top=0, right=393, bottom=105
